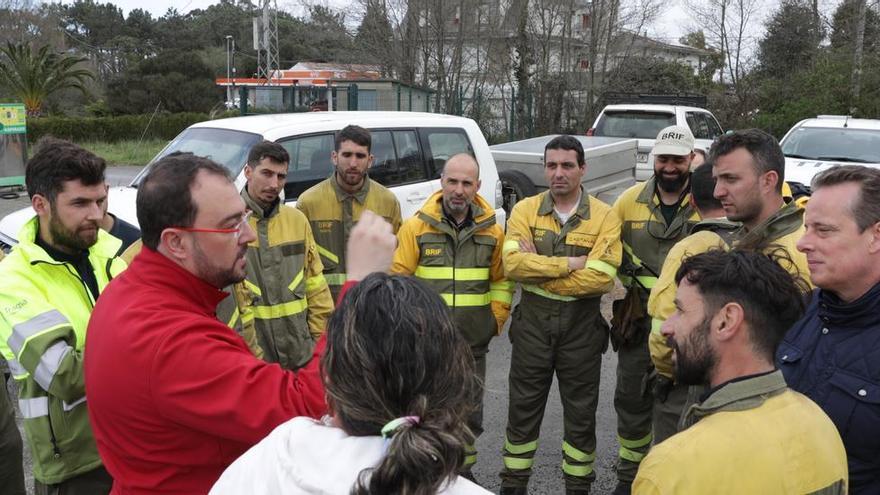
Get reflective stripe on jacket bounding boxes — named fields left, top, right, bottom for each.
left=296, top=177, right=402, bottom=300
left=503, top=189, right=622, bottom=299
left=0, top=216, right=125, bottom=484
left=634, top=371, right=848, bottom=494
left=392, top=191, right=512, bottom=350
left=612, top=178, right=700, bottom=290
left=242, top=190, right=333, bottom=370
left=646, top=218, right=739, bottom=379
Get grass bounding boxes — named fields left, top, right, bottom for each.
left=76, top=138, right=168, bottom=166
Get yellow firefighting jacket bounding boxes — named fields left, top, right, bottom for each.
left=646, top=219, right=739, bottom=379
left=241, top=189, right=333, bottom=370
left=612, top=178, right=701, bottom=292
left=296, top=176, right=402, bottom=300
left=392, top=191, right=512, bottom=350
left=634, top=371, right=848, bottom=495
left=503, top=189, right=622, bottom=299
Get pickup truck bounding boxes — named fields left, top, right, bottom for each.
left=0, top=111, right=506, bottom=249
left=492, top=135, right=638, bottom=212
left=588, top=103, right=723, bottom=181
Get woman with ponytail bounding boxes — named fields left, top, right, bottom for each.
left=211, top=273, right=489, bottom=495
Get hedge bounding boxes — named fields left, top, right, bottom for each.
left=26, top=112, right=238, bottom=144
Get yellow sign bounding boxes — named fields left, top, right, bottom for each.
left=0, top=104, right=26, bottom=134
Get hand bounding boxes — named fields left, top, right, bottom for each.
left=518, top=238, right=537, bottom=253
left=346, top=210, right=397, bottom=282
left=567, top=255, right=587, bottom=271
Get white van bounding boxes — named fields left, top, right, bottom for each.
left=0, top=112, right=506, bottom=248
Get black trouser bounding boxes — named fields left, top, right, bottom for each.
left=34, top=466, right=112, bottom=495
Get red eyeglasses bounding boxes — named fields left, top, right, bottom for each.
left=173, top=211, right=252, bottom=240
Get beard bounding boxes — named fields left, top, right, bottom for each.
left=336, top=165, right=366, bottom=188
left=725, top=195, right=763, bottom=224
left=48, top=209, right=98, bottom=252
left=656, top=169, right=689, bottom=193
left=192, top=238, right=248, bottom=289
left=670, top=315, right=717, bottom=386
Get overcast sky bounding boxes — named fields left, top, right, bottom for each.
left=55, top=0, right=844, bottom=51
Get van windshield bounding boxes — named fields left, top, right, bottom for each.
left=131, top=128, right=262, bottom=186
left=594, top=111, right=676, bottom=139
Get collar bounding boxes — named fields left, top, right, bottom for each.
left=691, top=217, right=741, bottom=234
left=737, top=199, right=803, bottom=246
left=16, top=216, right=121, bottom=265
left=331, top=174, right=370, bottom=204
left=442, top=202, right=474, bottom=230
left=818, top=280, right=880, bottom=327
left=685, top=369, right=786, bottom=423
left=537, top=187, right=591, bottom=221
left=131, top=246, right=229, bottom=313
left=241, top=187, right=279, bottom=219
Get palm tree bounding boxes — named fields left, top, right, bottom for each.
left=0, top=43, right=94, bottom=116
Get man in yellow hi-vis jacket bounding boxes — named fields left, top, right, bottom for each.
left=646, top=163, right=738, bottom=444
left=392, top=153, right=512, bottom=480
left=240, top=141, right=333, bottom=370
left=499, top=136, right=622, bottom=495
left=610, top=126, right=701, bottom=494
left=296, top=125, right=402, bottom=301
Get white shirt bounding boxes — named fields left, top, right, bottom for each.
left=210, top=417, right=491, bottom=495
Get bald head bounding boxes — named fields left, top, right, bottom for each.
left=442, top=153, right=480, bottom=181
left=440, top=153, right=481, bottom=222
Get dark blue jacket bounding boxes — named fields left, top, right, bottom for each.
left=778, top=282, right=880, bottom=494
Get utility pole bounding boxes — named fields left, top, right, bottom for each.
left=254, top=0, right=280, bottom=82
left=226, top=35, right=233, bottom=104
left=851, top=0, right=867, bottom=115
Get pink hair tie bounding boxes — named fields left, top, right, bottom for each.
left=381, top=416, right=420, bottom=438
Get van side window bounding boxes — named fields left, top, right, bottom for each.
left=686, top=111, right=711, bottom=140
left=279, top=133, right=335, bottom=200
left=422, top=129, right=474, bottom=179
left=703, top=113, right=724, bottom=139
left=369, top=130, right=428, bottom=187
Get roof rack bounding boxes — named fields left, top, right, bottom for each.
left=602, top=92, right=707, bottom=108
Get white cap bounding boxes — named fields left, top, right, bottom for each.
left=653, top=125, right=695, bottom=156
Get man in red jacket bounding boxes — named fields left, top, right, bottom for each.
left=84, top=152, right=396, bottom=495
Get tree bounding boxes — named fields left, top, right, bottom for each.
left=0, top=42, right=93, bottom=115
left=605, top=56, right=701, bottom=94
left=355, top=0, right=394, bottom=75
left=757, top=0, right=823, bottom=77
left=105, top=49, right=220, bottom=114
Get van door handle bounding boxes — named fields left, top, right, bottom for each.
left=406, top=192, right=427, bottom=203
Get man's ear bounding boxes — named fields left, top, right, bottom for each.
left=32, top=194, right=50, bottom=216
left=761, top=170, right=780, bottom=195
left=868, top=221, right=880, bottom=255
left=160, top=229, right=189, bottom=262
left=713, top=301, right=745, bottom=342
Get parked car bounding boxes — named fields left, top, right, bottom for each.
left=491, top=135, right=637, bottom=213
left=780, top=115, right=880, bottom=188
left=0, top=112, right=505, bottom=249
left=587, top=104, right=724, bottom=181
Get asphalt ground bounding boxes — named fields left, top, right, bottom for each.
left=1, top=167, right=629, bottom=494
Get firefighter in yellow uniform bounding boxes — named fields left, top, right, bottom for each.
left=296, top=125, right=402, bottom=301
left=240, top=141, right=333, bottom=370
left=711, top=129, right=811, bottom=283
left=646, top=163, right=738, bottom=444
left=500, top=136, right=622, bottom=495
left=610, top=126, right=701, bottom=495
left=392, top=153, right=512, bottom=480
